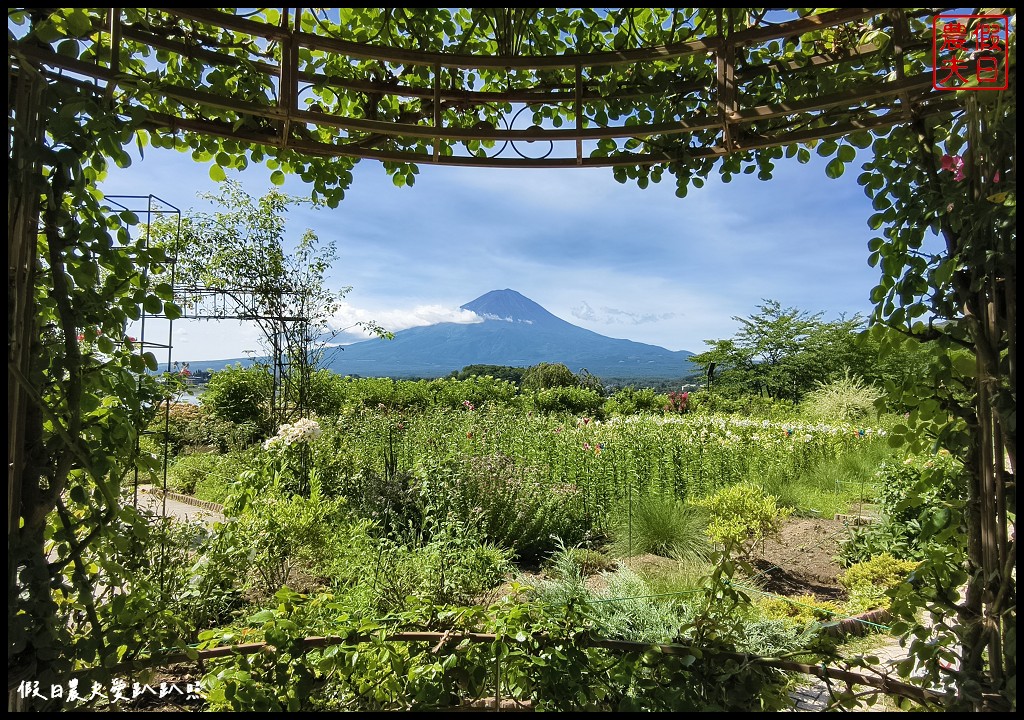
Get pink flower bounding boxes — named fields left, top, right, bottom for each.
left=940, top=154, right=965, bottom=182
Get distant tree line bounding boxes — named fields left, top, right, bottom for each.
left=690, top=299, right=944, bottom=407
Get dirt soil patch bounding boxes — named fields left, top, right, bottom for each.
left=497, top=515, right=860, bottom=604
left=746, top=514, right=854, bottom=602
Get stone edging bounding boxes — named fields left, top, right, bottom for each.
left=820, top=608, right=892, bottom=638
left=142, top=487, right=224, bottom=513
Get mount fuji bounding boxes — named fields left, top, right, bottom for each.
left=323, top=289, right=695, bottom=381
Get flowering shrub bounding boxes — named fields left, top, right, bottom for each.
left=263, top=418, right=322, bottom=450
left=664, top=390, right=689, bottom=414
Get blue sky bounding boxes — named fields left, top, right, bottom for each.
left=99, top=143, right=894, bottom=363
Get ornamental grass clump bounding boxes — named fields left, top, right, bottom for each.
left=800, top=369, right=882, bottom=423
left=609, top=493, right=711, bottom=562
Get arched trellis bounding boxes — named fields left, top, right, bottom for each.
left=7, top=7, right=1014, bottom=712
left=10, top=7, right=959, bottom=169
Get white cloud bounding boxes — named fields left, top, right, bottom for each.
left=328, top=301, right=483, bottom=338
left=572, top=303, right=678, bottom=325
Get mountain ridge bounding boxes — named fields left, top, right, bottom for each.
left=182, top=290, right=695, bottom=382
left=323, top=289, right=694, bottom=380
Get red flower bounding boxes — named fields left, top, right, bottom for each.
left=940, top=154, right=965, bottom=182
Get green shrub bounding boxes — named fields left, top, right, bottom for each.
left=531, top=386, right=604, bottom=416
left=167, top=451, right=249, bottom=502
left=838, top=451, right=965, bottom=564
left=757, top=593, right=843, bottom=627
left=521, top=362, right=579, bottom=391
left=698, top=482, right=791, bottom=558
left=874, top=451, right=964, bottom=524
left=341, top=468, right=425, bottom=538
left=602, top=387, right=666, bottom=416
left=839, top=553, right=919, bottom=594
left=168, top=452, right=224, bottom=495
left=146, top=401, right=258, bottom=454
left=838, top=520, right=922, bottom=566
left=370, top=520, right=513, bottom=612
left=201, top=363, right=274, bottom=431
left=424, top=452, right=589, bottom=561
left=800, top=369, right=882, bottom=423
left=298, top=368, right=348, bottom=416
left=425, top=375, right=520, bottom=410
left=609, top=494, right=710, bottom=561
left=140, top=520, right=248, bottom=632
left=226, top=485, right=355, bottom=597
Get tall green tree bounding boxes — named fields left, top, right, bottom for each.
left=692, top=300, right=859, bottom=402
left=521, top=362, right=582, bottom=391
left=154, top=181, right=386, bottom=427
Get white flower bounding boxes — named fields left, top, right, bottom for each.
left=265, top=417, right=322, bottom=449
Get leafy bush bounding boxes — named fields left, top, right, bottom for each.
left=839, top=553, right=919, bottom=612
left=800, top=369, right=882, bottom=423
left=224, top=476, right=356, bottom=597
left=425, top=375, right=520, bottom=410
left=530, top=385, right=604, bottom=416
left=837, top=519, right=923, bottom=566
left=138, top=519, right=248, bottom=633
left=371, top=520, right=513, bottom=612
left=698, top=482, right=791, bottom=558
left=757, top=593, right=843, bottom=627
left=168, top=452, right=241, bottom=496
left=341, top=468, right=425, bottom=538
left=838, top=451, right=965, bottom=564
left=297, top=368, right=348, bottom=416
left=609, top=494, right=710, bottom=561
left=874, top=451, right=964, bottom=524
left=423, top=452, right=588, bottom=561
left=602, top=387, right=666, bottom=416
left=201, top=363, right=274, bottom=431
left=148, top=401, right=259, bottom=454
